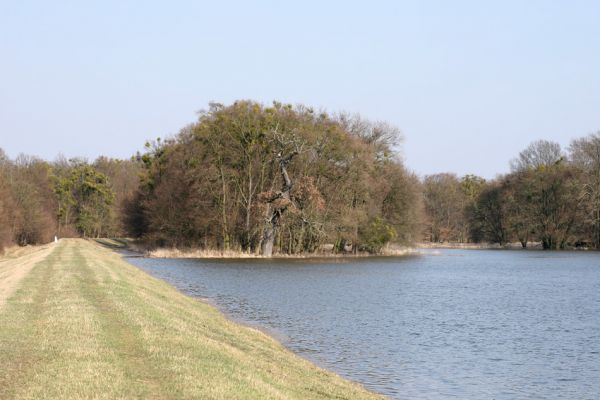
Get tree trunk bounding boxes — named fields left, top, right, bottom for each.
left=261, top=151, right=297, bottom=257
left=245, top=172, right=252, bottom=251
left=219, top=166, right=230, bottom=250
left=262, top=224, right=275, bottom=257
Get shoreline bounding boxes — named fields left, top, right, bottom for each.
left=416, top=242, right=595, bottom=251
left=147, top=247, right=416, bottom=259
left=0, top=239, right=383, bottom=399
left=95, top=238, right=416, bottom=259
left=98, top=238, right=597, bottom=255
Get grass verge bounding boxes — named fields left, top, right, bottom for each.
left=0, top=239, right=382, bottom=399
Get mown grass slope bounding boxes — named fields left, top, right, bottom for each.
left=0, top=239, right=382, bottom=399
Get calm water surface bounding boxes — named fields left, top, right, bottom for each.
left=126, top=250, right=600, bottom=399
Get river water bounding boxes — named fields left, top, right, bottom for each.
left=126, top=250, right=600, bottom=399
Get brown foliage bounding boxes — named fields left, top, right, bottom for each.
left=128, top=101, right=422, bottom=254
left=0, top=154, right=57, bottom=246
left=0, top=173, right=14, bottom=251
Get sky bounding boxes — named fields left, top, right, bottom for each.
left=1, top=0, right=599, bottom=179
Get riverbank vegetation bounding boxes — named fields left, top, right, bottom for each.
left=130, top=101, right=421, bottom=255
left=0, top=239, right=381, bottom=399
left=0, top=150, right=139, bottom=251
left=2, top=100, right=600, bottom=252
left=422, top=137, right=600, bottom=249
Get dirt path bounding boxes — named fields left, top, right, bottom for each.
left=0, top=243, right=56, bottom=307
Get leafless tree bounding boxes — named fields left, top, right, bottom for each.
left=510, top=140, right=564, bottom=172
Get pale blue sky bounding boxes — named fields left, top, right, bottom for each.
left=1, top=1, right=599, bottom=178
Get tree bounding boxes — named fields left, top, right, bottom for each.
left=460, top=174, right=486, bottom=242
left=422, top=173, right=466, bottom=242
left=527, top=164, right=581, bottom=249
left=52, top=173, right=76, bottom=235
left=0, top=151, right=15, bottom=250
left=361, top=217, right=397, bottom=253
left=8, top=155, right=56, bottom=245
left=260, top=132, right=302, bottom=256
left=501, top=172, right=534, bottom=247
left=379, top=164, right=422, bottom=244
left=336, top=113, right=402, bottom=161
left=569, top=132, right=600, bottom=248
left=476, top=182, right=508, bottom=245
left=506, top=141, right=581, bottom=249
left=53, top=163, right=115, bottom=238
left=129, top=100, right=421, bottom=255
left=93, top=156, right=142, bottom=236
left=510, top=140, right=564, bottom=172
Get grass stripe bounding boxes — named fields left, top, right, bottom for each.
left=0, top=239, right=382, bottom=399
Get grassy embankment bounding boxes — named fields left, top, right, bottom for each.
left=0, top=239, right=382, bottom=399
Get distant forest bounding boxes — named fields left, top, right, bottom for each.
left=1, top=100, right=599, bottom=253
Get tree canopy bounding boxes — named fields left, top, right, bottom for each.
left=1, top=101, right=599, bottom=253
left=422, top=138, right=596, bottom=249
left=128, top=100, right=421, bottom=254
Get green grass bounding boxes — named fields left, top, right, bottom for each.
left=0, top=239, right=382, bottom=399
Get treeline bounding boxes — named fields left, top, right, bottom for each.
left=129, top=101, right=422, bottom=255
left=0, top=150, right=139, bottom=252
left=422, top=137, right=600, bottom=249
left=3, top=100, right=599, bottom=253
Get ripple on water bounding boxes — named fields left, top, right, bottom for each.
left=128, top=250, right=600, bottom=399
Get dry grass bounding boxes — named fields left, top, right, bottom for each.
left=0, top=243, right=53, bottom=259
left=147, top=245, right=415, bottom=259
left=0, top=239, right=383, bottom=399
left=0, top=243, right=55, bottom=306
left=148, top=247, right=263, bottom=259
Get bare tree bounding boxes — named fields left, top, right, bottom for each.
left=260, top=131, right=303, bottom=256
left=570, top=132, right=600, bottom=247
left=510, top=140, right=564, bottom=172
left=336, top=112, right=403, bottom=161
left=422, top=173, right=466, bottom=242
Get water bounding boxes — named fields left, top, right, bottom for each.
left=126, top=250, right=600, bottom=399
